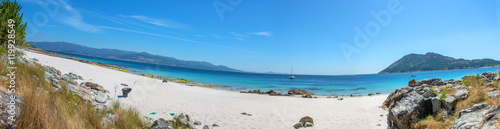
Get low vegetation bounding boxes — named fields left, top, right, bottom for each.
left=412, top=74, right=497, bottom=129
left=0, top=49, right=149, bottom=128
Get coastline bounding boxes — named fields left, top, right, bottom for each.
left=23, top=49, right=389, bottom=128
left=27, top=48, right=386, bottom=97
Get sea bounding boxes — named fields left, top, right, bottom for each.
left=53, top=52, right=500, bottom=96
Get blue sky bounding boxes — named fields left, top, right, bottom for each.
left=19, top=0, right=500, bottom=75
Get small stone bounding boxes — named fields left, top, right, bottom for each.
left=241, top=112, right=247, bottom=115
left=202, top=125, right=210, bottom=129
left=247, top=114, right=252, bottom=116
left=299, top=116, right=314, bottom=126
left=212, top=123, right=219, bottom=127
left=326, top=96, right=332, bottom=98
left=193, top=120, right=201, bottom=125
left=377, top=124, right=381, bottom=126
left=338, top=98, right=343, bottom=100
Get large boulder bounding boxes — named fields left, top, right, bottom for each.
left=0, top=91, right=23, bottom=128
left=488, top=89, right=500, bottom=100
left=430, top=97, right=441, bottom=114
left=383, top=81, right=468, bottom=129
left=451, top=103, right=500, bottom=129
left=294, top=116, right=314, bottom=128
left=386, top=91, right=427, bottom=129
left=83, top=82, right=107, bottom=93
left=417, top=78, right=443, bottom=86
left=43, top=66, right=61, bottom=76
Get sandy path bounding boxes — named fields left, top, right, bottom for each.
left=25, top=51, right=388, bottom=129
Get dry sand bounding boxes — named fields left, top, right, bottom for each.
left=25, top=50, right=388, bottom=129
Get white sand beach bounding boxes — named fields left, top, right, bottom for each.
left=24, top=50, right=388, bottom=129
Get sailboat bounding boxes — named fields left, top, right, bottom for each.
left=289, top=66, right=295, bottom=79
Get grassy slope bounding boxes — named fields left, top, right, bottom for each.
left=0, top=46, right=148, bottom=129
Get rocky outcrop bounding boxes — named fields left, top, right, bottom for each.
left=383, top=79, right=468, bottom=129
left=43, top=66, right=112, bottom=111
left=149, top=113, right=209, bottom=129
left=385, top=70, right=500, bottom=129
left=240, top=89, right=284, bottom=96
left=451, top=103, right=499, bottom=129
left=288, top=89, right=314, bottom=95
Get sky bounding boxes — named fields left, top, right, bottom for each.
left=18, top=0, right=500, bottom=75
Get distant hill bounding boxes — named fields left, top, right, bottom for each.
left=379, top=52, right=500, bottom=74
left=28, top=41, right=241, bottom=72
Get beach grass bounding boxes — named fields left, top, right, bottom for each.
left=0, top=49, right=148, bottom=129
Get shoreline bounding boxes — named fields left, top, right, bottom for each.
left=23, top=49, right=389, bottom=128
left=25, top=48, right=387, bottom=97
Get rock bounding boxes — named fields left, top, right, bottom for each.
left=178, top=113, right=188, bottom=125
left=431, top=97, right=441, bottom=114
left=486, top=82, right=493, bottom=87
left=443, top=95, right=457, bottom=114
left=66, top=83, right=94, bottom=102
left=488, top=89, right=500, bottom=100
left=332, top=96, right=339, bottom=98
left=288, top=89, right=314, bottom=95
left=299, top=116, right=314, bottom=126
left=376, top=92, right=381, bottom=95
left=482, top=72, right=496, bottom=81
left=95, top=92, right=108, bottom=103
left=151, top=118, right=170, bottom=129
left=212, top=123, right=219, bottom=127
left=293, top=122, right=303, bottom=128
left=326, top=96, right=331, bottom=98
left=454, top=89, right=468, bottom=100
left=418, top=78, right=442, bottom=86
left=202, top=125, right=210, bottom=129
left=185, top=114, right=192, bottom=122
left=338, top=98, right=343, bottom=100
left=162, top=79, right=168, bottom=83
left=193, top=120, right=201, bottom=125
left=409, top=79, right=416, bottom=87
left=84, top=82, right=106, bottom=92
left=386, top=92, right=426, bottom=128
left=43, top=66, right=61, bottom=76
left=241, top=112, right=247, bottom=115
left=304, top=122, right=314, bottom=127
left=247, top=114, right=252, bottom=116
left=301, top=94, right=312, bottom=98
left=0, top=91, right=23, bottom=128
left=451, top=103, right=492, bottom=129
left=368, top=93, right=375, bottom=96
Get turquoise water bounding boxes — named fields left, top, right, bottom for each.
left=55, top=52, right=500, bottom=96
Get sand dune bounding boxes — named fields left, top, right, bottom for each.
left=25, top=51, right=388, bottom=129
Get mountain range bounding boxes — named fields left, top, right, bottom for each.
left=379, top=52, right=500, bottom=73
left=28, top=41, right=241, bottom=72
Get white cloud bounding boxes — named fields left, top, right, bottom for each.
left=120, top=15, right=184, bottom=29
left=230, top=32, right=246, bottom=40
left=56, top=0, right=101, bottom=32
left=252, top=31, right=272, bottom=36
